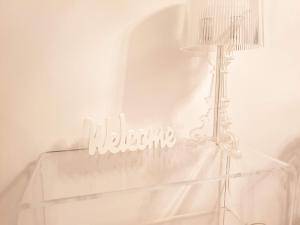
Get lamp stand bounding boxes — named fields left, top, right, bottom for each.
left=212, top=45, right=239, bottom=225
left=212, top=46, right=239, bottom=154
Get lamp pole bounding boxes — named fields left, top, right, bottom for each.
left=213, top=46, right=225, bottom=145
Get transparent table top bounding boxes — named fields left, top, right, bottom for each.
left=17, top=141, right=297, bottom=225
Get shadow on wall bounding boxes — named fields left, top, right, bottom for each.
left=122, top=5, right=209, bottom=127
left=0, top=162, right=36, bottom=225
left=279, top=138, right=300, bottom=225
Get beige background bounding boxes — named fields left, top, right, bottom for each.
left=0, top=0, right=300, bottom=224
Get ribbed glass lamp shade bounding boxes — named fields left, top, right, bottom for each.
left=182, top=0, right=264, bottom=51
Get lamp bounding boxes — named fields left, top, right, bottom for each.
left=182, top=0, right=264, bottom=155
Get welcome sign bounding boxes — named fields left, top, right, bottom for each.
left=88, top=114, right=177, bottom=155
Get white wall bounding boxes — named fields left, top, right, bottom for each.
left=0, top=0, right=300, bottom=224
left=230, top=0, right=300, bottom=156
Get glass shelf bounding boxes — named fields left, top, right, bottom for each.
left=17, top=142, right=297, bottom=225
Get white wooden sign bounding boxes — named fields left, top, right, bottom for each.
left=88, top=114, right=176, bottom=155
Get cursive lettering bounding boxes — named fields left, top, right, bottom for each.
left=88, top=114, right=176, bottom=155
